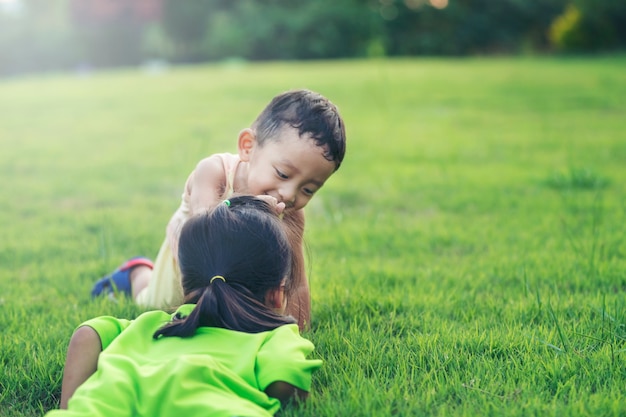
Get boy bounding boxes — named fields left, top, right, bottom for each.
left=92, top=89, right=347, bottom=330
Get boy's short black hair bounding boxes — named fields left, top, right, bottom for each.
left=252, top=89, right=346, bottom=171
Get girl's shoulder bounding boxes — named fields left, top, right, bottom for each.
left=256, top=324, right=321, bottom=390
left=263, top=324, right=310, bottom=346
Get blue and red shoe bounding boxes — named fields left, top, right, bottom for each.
left=91, top=257, right=154, bottom=298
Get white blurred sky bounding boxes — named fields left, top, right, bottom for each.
left=0, top=0, right=24, bottom=16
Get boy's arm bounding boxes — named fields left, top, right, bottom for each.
left=59, top=326, right=102, bottom=409
left=167, top=156, right=228, bottom=261
left=187, top=156, right=228, bottom=215
left=265, top=381, right=309, bottom=406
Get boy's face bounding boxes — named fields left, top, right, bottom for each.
left=239, top=127, right=336, bottom=211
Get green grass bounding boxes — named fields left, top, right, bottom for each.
left=1, top=56, right=626, bottom=416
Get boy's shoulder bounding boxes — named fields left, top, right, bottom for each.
left=185, top=153, right=238, bottom=199
left=191, top=153, right=239, bottom=183
left=195, top=152, right=238, bottom=172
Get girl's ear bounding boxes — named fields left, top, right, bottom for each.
left=265, top=283, right=286, bottom=314
left=238, top=128, right=256, bottom=162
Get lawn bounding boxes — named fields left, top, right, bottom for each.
left=1, top=56, right=625, bottom=416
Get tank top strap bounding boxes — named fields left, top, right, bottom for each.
left=218, top=153, right=241, bottom=199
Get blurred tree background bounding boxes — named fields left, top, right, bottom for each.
left=1, top=0, right=625, bottom=76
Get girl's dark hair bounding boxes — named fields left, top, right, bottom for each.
left=252, top=89, right=347, bottom=171
left=154, top=196, right=296, bottom=339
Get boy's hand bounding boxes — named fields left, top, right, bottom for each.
left=256, top=195, right=286, bottom=215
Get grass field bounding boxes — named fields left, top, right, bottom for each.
left=1, top=56, right=625, bottom=416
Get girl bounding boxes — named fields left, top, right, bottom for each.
left=91, top=89, right=347, bottom=330
left=51, top=196, right=322, bottom=417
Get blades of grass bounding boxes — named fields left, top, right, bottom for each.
left=547, top=302, right=570, bottom=353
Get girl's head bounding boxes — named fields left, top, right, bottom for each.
left=154, top=196, right=296, bottom=338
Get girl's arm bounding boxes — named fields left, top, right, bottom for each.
left=265, top=381, right=309, bottom=406
left=59, top=326, right=102, bottom=409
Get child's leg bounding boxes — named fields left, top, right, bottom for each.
left=91, top=258, right=153, bottom=299
left=134, top=238, right=184, bottom=309
left=129, top=266, right=152, bottom=300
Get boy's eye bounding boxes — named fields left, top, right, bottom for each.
left=276, top=169, right=288, bottom=179
left=303, top=188, right=315, bottom=196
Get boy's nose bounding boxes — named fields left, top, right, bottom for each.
left=279, top=187, right=297, bottom=207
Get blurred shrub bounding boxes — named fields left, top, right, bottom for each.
left=160, top=0, right=377, bottom=62
left=549, top=0, right=626, bottom=52
left=160, top=0, right=569, bottom=60
left=549, top=5, right=585, bottom=51
left=2, top=0, right=626, bottom=76
left=161, top=0, right=214, bottom=62
left=383, top=0, right=567, bottom=56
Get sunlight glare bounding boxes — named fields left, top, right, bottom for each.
left=429, top=0, right=449, bottom=9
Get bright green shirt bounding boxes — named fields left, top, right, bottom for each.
left=47, top=305, right=322, bottom=417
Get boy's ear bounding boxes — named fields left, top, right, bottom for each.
left=238, top=128, right=256, bottom=162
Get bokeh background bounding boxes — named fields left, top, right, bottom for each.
left=1, top=0, right=625, bottom=77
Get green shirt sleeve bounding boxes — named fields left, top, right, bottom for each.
left=255, top=324, right=323, bottom=392
left=79, top=316, right=132, bottom=350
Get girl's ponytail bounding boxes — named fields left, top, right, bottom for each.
left=153, top=286, right=213, bottom=339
